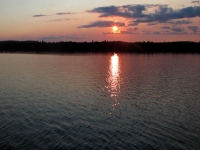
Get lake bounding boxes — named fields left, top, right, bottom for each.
left=0, top=53, right=200, bottom=150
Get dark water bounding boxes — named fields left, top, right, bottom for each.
left=0, top=53, right=200, bottom=150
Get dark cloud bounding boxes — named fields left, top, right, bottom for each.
left=33, top=14, right=46, bottom=17
left=134, top=6, right=200, bottom=23
left=171, top=27, right=186, bottom=33
left=56, top=12, right=75, bottom=15
left=126, top=27, right=138, bottom=31
left=153, top=31, right=161, bottom=35
left=144, top=27, right=187, bottom=35
left=120, top=31, right=138, bottom=34
left=121, top=28, right=138, bottom=34
left=78, top=20, right=125, bottom=28
left=88, top=5, right=200, bottom=24
left=148, top=22, right=158, bottom=26
left=128, top=22, right=139, bottom=26
left=167, top=19, right=193, bottom=25
left=161, top=26, right=171, bottom=29
left=120, top=31, right=137, bottom=34
left=188, top=26, right=199, bottom=32
left=162, top=30, right=171, bottom=34
left=142, top=30, right=151, bottom=35
left=132, top=27, right=138, bottom=31
left=88, top=5, right=151, bottom=18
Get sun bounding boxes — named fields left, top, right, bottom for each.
left=112, top=26, right=118, bottom=32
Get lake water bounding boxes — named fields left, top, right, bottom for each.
left=0, top=53, right=200, bottom=150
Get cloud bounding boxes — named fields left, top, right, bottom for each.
left=47, top=19, right=62, bottom=22
left=33, top=14, right=46, bottom=17
left=148, top=22, right=158, bottom=26
left=171, top=27, right=187, bottom=34
left=142, top=30, right=151, bottom=35
left=128, top=22, right=139, bottom=26
left=88, top=5, right=147, bottom=18
left=134, top=6, right=200, bottom=24
left=188, top=26, right=199, bottom=33
left=88, top=5, right=200, bottom=24
left=121, top=28, right=138, bottom=34
left=191, top=1, right=199, bottom=4
left=46, top=18, right=71, bottom=22
left=33, top=12, right=75, bottom=17
left=144, top=27, right=187, bottom=35
left=161, top=26, right=171, bottom=29
left=167, top=19, right=193, bottom=25
left=102, top=27, right=138, bottom=35
left=80, top=4, right=199, bottom=35
left=132, top=27, right=138, bottom=31
left=102, top=32, right=115, bottom=35
left=162, top=30, right=171, bottom=34
left=56, top=12, right=75, bottom=15
left=153, top=31, right=161, bottom=35
left=78, top=20, right=125, bottom=28
left=159, top=26, right=187, bottom=34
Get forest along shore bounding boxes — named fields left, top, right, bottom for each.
left=0, top=41, right=200, bottom=54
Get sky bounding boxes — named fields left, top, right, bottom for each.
left=0, top=0, right=200, bottom=42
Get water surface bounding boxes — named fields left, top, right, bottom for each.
left=0, top=53, right=200, bottom=149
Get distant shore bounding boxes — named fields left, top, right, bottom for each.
left=0, top=41, right=200, bottom=54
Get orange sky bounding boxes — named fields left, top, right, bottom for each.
left=0, top=0, right=200, bottom=42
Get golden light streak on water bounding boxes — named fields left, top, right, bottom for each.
left=110, top=54, right=120, bottom=97
left=107, top=53, right=122, bottom=114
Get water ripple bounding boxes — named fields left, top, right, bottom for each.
left=0, top=54, right=200, bottom=149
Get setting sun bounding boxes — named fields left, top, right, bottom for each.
left=112, top=26, right=118, bottom=32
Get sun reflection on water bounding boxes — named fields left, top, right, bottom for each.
left=106, top=53, right=122, bottom=114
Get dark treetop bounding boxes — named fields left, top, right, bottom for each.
left=0, top=41, right=200, bottom=54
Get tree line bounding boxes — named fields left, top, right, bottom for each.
left=0, top=41, right=200, bottom=54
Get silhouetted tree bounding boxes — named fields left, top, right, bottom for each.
left=0, top=41, right=200, bottom=54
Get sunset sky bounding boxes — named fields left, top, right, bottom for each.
left=0, top=0, right=200, bottom=42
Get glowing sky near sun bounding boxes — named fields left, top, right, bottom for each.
left=0, top=0, right=200, bottom=42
